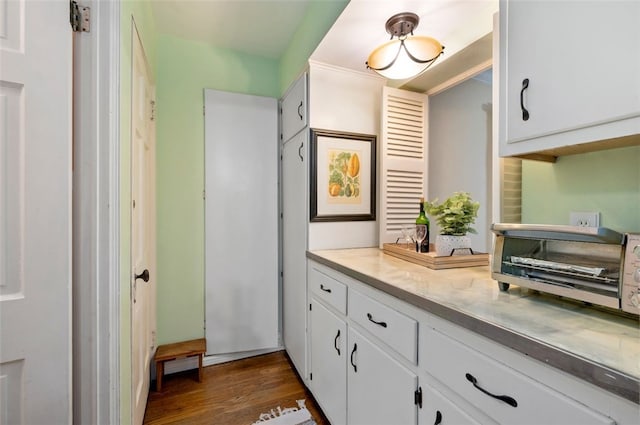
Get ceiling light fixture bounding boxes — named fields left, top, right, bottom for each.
left=366, top=12, right=445, bottom=80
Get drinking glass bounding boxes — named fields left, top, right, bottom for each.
left=400, top=225, right=415, bottom=249
left=415, top=224, right=427, bottom=253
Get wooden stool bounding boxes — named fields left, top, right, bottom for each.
left=154, top=338, right=206, bottom=392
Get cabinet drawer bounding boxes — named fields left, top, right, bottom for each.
left=423, top=327, right=615, bottom=425
left=308, top=266, right=347, bottom=315
left=348, top=289, right=417, bottom=364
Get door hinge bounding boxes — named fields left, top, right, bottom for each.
left=70, top=1, right=90, bottom=32
left=150, top=100, right=156, bottom=121
left=414, top=386, right=423, bottom=408
left=202, top=189, right=206, bottom=200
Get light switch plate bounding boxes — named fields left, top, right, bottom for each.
left=570, top=211, right=600, bottom=227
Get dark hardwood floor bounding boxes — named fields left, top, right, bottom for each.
left=144, top=350, right=330, bottom=425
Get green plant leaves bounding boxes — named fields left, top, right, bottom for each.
left=424, top=192, right=480, bottom=235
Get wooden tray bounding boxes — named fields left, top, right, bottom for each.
left=382, top=243, right=490, bottom=270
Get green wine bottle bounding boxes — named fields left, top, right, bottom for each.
left=415, top=197, right=430, bottom=253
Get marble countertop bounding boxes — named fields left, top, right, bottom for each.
left=307, top=248, right=640, bottom=403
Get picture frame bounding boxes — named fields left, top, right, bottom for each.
left=310, top=128, right=376, bottom=222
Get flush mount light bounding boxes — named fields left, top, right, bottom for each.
left=366, top=12, right=445, bottom=80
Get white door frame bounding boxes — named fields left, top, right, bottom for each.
left=72, top=0, right=121, bottom=423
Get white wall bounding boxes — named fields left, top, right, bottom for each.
left=308, top=61, right=386, bottom=249
left=428, top=75, right=493, bottom=252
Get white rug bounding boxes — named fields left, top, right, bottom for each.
left=252, top=399, right=316, bottom=425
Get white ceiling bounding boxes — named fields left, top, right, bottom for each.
left=150, top=0, right=313, bottom=59
left=150, top=0, right=497, bottom=85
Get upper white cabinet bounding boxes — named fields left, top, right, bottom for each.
left=281, top=72, right=308, bottom=142
left=499, top=0, right=640, bottom=158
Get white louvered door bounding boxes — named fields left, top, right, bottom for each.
left=379, top=87, right=429, bottom=247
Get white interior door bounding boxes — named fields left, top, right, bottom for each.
left=0, top=0, right=72, bottom=423
left=204, top=89, right=279, bottom=355
left=130, top=21, right=156, bottom=425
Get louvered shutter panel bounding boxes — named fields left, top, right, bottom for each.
left=501, top=158, right=522, bottom=223
left=379, top=87, right=429, bottom=248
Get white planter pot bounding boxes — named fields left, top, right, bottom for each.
left=435, top=234, right=472, bottom=256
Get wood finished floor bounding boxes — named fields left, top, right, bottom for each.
left=144, top=351, right=330, bottom=425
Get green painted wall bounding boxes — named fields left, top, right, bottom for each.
left=153, top=1, right=348, bottom=347
left=279, top=0, right=349, bottom=94
left=522, top=146, right=640, bottom=232
left=120, top=1, right=157, bottom=424
left=154, top=34, right=280, bottom=346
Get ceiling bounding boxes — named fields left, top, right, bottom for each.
left=150, top=0, right=497, bottom=89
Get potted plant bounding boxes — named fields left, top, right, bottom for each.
left=424, top=192, right=480, bottom=256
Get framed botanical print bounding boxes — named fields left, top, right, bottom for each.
left=310, top=128, right=376, bottom=222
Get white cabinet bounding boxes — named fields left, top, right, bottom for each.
left=309, top=299, right=347, bottom=425
left=307, top=261, right=420, bottom=425
left=281, top=129, right=308, bottom=376
left=347, top=327, right=418, bottom=425
left=349, top=288, right=418, bottom=364
left=422, top=326, right=616, bottom=425
left=418, top=385, right=483, bottom=425
left=281, top=72, right=308, bottom=142
left=499, top=0, right=640, bottom=158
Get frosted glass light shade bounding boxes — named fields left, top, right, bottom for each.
left=367, top=36, right=444, bottom=80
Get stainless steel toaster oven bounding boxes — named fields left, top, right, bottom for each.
left=491, top=224, right=640, bottom=315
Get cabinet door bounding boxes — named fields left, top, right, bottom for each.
left=501, top=0, right=640, bottom=150
left=282, top=130, right=308, bottom=376
left=348, top=328, right=418, bottom=425
left=281, top=72, right=308, bottom=142
left=309, top=299, right=347, bottom=425
left=418, top=385, right=483, bottom=425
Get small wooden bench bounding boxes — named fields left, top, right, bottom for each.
left=154, top=338, right=206, bottom=392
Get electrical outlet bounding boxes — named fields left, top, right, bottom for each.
left=570, top=211, right=600, bottom=227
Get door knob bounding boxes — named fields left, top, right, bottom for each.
left=135, top=269, right=150, bottom=282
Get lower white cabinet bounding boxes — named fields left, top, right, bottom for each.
left=422, top=326, right=616, bottom=425
left=309, top=298, right=347, bottom=425
left=306, top=259, right=630, bottom=425
left=308, top=261, right=419, bottom=425
left=419, top=384, right=483, bottom=425
left=347, top=327, right=418, bottom=425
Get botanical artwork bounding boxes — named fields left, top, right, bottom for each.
left=327, top=150, right=361, bottom=203
left=310, top=129, right=376, bottom=222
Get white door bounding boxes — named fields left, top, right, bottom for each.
left=281, top=130, right=308, bottom=375
left=347, top=328, right=418, bottom=425
left=131, top=21, right=157, bottom=425
left=309, top=299, right=347, bottom=425
left=204, top=89, right=279, bottom=355
left=0, top=0, right=72, bottom=423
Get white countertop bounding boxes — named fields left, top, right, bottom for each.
left=307, top=248, right=640, bottom=402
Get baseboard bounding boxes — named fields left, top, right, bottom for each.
left=156, top=346, right=285, bottom=378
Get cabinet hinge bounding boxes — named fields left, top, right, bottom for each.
left=70, top=1, right=90, bottom=32
left=309, top=303, right=312, bottom=311
left=309, top=373, right=312, bottom=380
left=414, top=387, right=423, bottom=408
left=202, top=189, right=206, bottom=200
